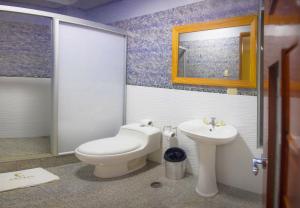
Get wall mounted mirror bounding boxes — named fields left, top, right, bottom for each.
left=172, top=15, right=257, bottom=88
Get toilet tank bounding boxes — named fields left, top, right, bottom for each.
left=119, top=123, right=162, bottom=150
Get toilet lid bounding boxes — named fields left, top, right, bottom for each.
left=76, top=137, right=142, bottom=155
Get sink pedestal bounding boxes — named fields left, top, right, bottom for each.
left=196, top=143, right=218, bottom=197
left=178, top=119, right=238, bottom=197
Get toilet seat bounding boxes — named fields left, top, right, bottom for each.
left=76, top=137, right=142, bottom=155
left=75, top=123, right=162, bottom=178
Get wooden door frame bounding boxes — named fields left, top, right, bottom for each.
left=265, top=61, right=280, bottom=208
left=279, top=43, right=298, bottom=208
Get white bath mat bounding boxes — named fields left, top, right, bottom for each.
left=0, top=168, right=59, bottom=192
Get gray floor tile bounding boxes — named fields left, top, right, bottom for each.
left=0, top=137, right=50, bottom=161
left=0, top=162, right=263, bottom=208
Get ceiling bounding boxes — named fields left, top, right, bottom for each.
left=1, top=0, right=120, bottom=10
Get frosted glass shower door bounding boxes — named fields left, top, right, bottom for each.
left=58, top=22, right=126, bottom=154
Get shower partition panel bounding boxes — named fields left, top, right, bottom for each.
left=57, top=22, right=126, bottom=154
left=0, top=5, right=127, bottom=157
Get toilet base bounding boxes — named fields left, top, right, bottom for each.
left=94, top=156, right=147, bottom=178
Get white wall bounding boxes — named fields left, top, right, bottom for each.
left=0, top=77, right=51, bottom=138
left=126, top=85, right=263, bottom=194
left=88, top=0, right=204, bottom=23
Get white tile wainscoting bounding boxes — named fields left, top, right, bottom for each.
left=0, top=77, right=51, bottom=138
left=126, top=85, right=263, bottom=194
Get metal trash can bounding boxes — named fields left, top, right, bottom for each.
left=164, top=147, right=186, bottom=180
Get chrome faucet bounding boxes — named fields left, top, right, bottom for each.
left=209, top=117, right=217, bottom=129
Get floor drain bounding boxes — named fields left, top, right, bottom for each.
left=150, top=181, right=162, bottom=188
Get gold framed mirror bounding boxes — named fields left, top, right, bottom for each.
left=172, top=15, right=257, bottom=88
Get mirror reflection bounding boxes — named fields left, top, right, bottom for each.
left=178, top=26, right=251, bottom=80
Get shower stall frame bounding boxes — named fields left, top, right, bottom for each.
left=0, top=5, right=127, bottom=156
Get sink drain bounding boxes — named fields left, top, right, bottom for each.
left=150, top=181, right=162, bottom=188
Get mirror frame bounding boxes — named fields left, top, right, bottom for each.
left=172, top=15, right=258, bottom=88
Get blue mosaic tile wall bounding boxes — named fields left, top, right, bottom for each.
left=111, top=0, right=259, bottom=95
left=179, top=37, right=240, bottom=80
left=0, top=18, right=53, bottom=78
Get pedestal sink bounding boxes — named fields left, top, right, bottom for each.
left=178, top=119, right=238, bottom=197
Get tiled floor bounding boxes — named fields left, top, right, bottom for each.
left=0, top=162, right=263, bottom=208
left=0, top=137, right=50, bottom=161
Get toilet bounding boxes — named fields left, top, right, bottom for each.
left=75, top=123, right=162, bottom=178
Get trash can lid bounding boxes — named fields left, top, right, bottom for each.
left=164, top=147, right=186, bottom=162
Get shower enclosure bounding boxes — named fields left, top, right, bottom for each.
left=0, top=11, right=53, bottom=160
left=0, top=5, right=127, bottom=161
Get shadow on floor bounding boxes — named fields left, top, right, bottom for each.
left=75, top=161, right=161, bottom=182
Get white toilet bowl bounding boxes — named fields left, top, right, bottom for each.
left=75, top=123, right=161, bottom=178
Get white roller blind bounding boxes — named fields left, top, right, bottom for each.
left=58, top=22, right=126, bottom=153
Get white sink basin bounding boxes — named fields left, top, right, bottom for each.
left=178, top=119, right=238, bottom=197
left=179, top=119, right=237, bottom=145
